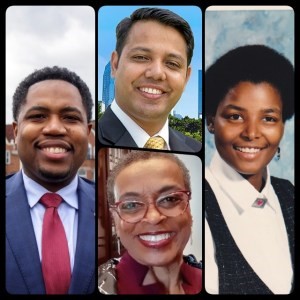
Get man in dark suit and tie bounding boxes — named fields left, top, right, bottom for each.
left=6, top=66, right=95, bottom=294
left=98, top=7, right=201, bottom=152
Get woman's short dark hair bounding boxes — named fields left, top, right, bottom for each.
left=13, top=66, right=94, bottom=122
left=107, top=151, right=191, bottom=205
left=205, top=45, right=294, bottom=122
left=115, top=7, right=194, bottom=66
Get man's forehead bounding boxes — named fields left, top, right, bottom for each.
left=28, top=79, right=78, bottom=92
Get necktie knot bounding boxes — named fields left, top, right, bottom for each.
left=40, top=193, right=62, bottom=209
left=144, top=136, right=165, bottom=149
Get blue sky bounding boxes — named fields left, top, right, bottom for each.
left=98, top=5, right=202, bottom=119
left=204, top=6, right=294, bottom=183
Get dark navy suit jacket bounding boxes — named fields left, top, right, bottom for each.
left=98, top=106, right=201, bottom=153
left=6, top=171, right=95, bottom=294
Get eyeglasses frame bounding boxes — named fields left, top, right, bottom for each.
left=109, top=190, right=191, bottom=224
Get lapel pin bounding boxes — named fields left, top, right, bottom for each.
left=252, top=198, right=267, bottom=208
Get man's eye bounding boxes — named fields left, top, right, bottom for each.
left=132, top=55, right=148, bottom=61
left=28, top=114, right=46, bottom=120
left=166, top=61, right=180, bottom=69
left=64, top=115, right=81, bottom=122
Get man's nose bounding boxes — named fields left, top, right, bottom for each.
left=145, top=60, right=167, bottom=81
left=42, top=116, right=67, bottom=135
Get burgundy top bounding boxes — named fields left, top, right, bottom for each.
left=116, top=251, right=202, bottom=294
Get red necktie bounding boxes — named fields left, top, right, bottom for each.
left=40, top=193, right=71, bottom=294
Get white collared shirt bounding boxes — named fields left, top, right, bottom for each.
left=111, top=100, right=170, bottom=149
left=23, top=170, right=78, bottom=271
left=205, top=152, right=293, bottom=294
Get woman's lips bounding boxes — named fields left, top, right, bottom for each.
left=138, top=232, right=175, bottom=248
left=234, top=146, right=264, bottom=153
left=233, top=145, right=266, bottom=160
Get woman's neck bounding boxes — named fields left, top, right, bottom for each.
left=242, top=169, right=267, bottom=192
left=143, top=258, right=185, bottom=294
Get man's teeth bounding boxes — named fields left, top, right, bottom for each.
left=236, top=147, right=261, bottom=153
left=139, top=233, right=172, bottom=242
left=43, top=147, right=67, bottom=154
left=140, top=87, right=163, bottom=95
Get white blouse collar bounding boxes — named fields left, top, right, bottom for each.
left=208, top=151, right=275, bottom=214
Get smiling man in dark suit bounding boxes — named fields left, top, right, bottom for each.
left=98, top=7, right=201, bottom=152
left=6, top=66, right=95, bottom=294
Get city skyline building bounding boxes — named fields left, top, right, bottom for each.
left=198, top=69, right=202, bottom=119
left=102, top=61, right=115, bottom=108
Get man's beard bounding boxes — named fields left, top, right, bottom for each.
left=38, top=167, right=72, bottom=182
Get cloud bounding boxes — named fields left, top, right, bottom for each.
left=6, top=6, right=95, bottom=123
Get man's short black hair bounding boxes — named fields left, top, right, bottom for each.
left=13, top=66, right=93, bottom=122
left=115, top=7, right=194, bottom=66
left=205, top=45, right=294, bottom=122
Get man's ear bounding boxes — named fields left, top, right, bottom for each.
left=110, top=51, right=119, bottom=78
left=87, top=123, right=93, bottom=134
left=206, top=116, right=215, bottom=134
left=12, top=121, right=18, bottom=139
left=185, top=66, right=192, bottom=85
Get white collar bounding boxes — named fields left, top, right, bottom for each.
left=207, top=151, right=276, bottom=214
left=205, top=152, right=293, bottom=293
left=22, top=170, right=79, bottom=210
left=111, top=99, right=170, bottom=149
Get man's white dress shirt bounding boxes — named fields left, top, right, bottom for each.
left=23, top=170, right=78, bottom=271
left=111, top=100, right=170, bottom=149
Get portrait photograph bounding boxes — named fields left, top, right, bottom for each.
left=98, top=148, right=202, bottom=294
left=97, top=6, right=202, bottom=151
left=204, top=5, right=294, bottom=295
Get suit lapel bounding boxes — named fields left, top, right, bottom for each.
left=100, top=106, right=200, bottom=152
left=98, top=106, right=138, bottom=147
left=69, top=178, right=95, bottom=294
left=169, top=128, right=193, bottom=152
left=6, top=172, right=45, bottom=294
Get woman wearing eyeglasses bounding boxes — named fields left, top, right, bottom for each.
left=98, top=151, right=202, bottom=294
